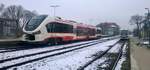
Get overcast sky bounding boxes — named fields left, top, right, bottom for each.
left=1, top=0, right=150, bottom=30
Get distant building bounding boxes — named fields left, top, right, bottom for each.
left=96, top=22, right=120, bottom=36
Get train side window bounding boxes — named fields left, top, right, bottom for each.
left=76, top=27, right=87, bottom=36
left=46, top=22, right=73, bottom=33
left=54, top=23, right=73, bottom=33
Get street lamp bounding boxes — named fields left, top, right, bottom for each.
left=145, top=8, right=150, bottom=13
left=50, top=5, right=60, bottom=17
left=50, top=5, right=60, bottom=44
left=145, top=8, right=150, bottom=46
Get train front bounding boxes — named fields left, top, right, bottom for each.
left=22, top=15, right=48, bottom=43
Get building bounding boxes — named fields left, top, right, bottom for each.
left=96, top=22, right=120, bottom=36
left=0, top=18, right=22, bottom=39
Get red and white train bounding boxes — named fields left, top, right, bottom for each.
left=22, top=15, right=101, bottom=44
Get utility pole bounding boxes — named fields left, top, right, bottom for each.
left=50, top=5, right=60, bottom=17
left=145, top=8, right=150, bottom=46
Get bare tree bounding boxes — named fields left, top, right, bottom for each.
left=0, top=3, right=4, bottom=12
left=130, top=14, right=143, bottom=38
left=0, top=5, right=37, bottom=38
left=1, top=5, right=24, bottom=19
left=0, top=3, right=5, bottom=16
left=1, top=5, right=37, bottom=27
left=0, top=5, right=24, bottom=37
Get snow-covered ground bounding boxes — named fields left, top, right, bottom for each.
left=84, top=40, right=123, bottom=70
left=0, top=39, right=100, bottom=61
left=7, top=38, right=120, bottom=70
left=0, top=41, right=99, bottom=68
left=108, top=42, right=122, bottom=53
left=86, top=41, right=127, bottom=70
left=85, top=57, right=108, bottom=70
left=0, top=36, right=118, bottom=61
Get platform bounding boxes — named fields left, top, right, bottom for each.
left=130, top=37, right=150, bottom=70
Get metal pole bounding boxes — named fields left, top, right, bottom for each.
left=50, top=5, right=60, bottom=44
left=145, top=8, right=150, bottom=46
left=50, top=5, right=60, bottom=17
left=54, top=7, right=56, bottom=17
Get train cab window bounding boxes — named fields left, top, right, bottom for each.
left=25, top=15, right=48, bottom=31
left=96, top=30, right=101, bottom=34
left=46, top=22, right=73, bottom=33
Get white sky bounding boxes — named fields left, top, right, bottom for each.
left=1, top=0, right=150, bottom=30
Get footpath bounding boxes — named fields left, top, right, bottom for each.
left=130, top=38, right=150, bottom=70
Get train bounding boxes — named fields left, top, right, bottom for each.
left=22, top=15, right=102, bottom=44
left=120, top=30, right=129, bottom=40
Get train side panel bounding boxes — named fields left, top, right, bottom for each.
left=23, top=15, right=102, bottom=44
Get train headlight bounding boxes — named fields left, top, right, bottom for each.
left=33, top=30, right=41, bottom=34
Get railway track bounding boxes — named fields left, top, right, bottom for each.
left=0, top=37, right=118, bottom=62
left=0, top=39, right=101, bottom=53
left=77, top=39, right=125, bottom=70
left=0, top=37, right=113, bottom=53
left=0, top=38, right=109, bottom=61
left=0, top=38, right=117, bottom=70
left=0, top=36, right=119, bottom=53
left=111, top=41, right=127, bottom=70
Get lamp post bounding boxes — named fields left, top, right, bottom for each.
left=145, top=8, right=150, bottom=46
left=145, top=8, right=150, bottom=14
left=50, top=5, right=60, bottom=44
left=50, top=5, right=60, bottom=17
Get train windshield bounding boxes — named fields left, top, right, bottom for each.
left=121, top=30, right=128, bottom=35
left=25, top=15, right=48, bottom=31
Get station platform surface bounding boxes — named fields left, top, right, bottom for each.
left=0, top=37, right=23, bottom=45
left=130, top=38, right=150, bottom=70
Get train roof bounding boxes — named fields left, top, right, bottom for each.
left=47, top=16, right=96, bottom=29
left=77, top=23, right=96, bottom=29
